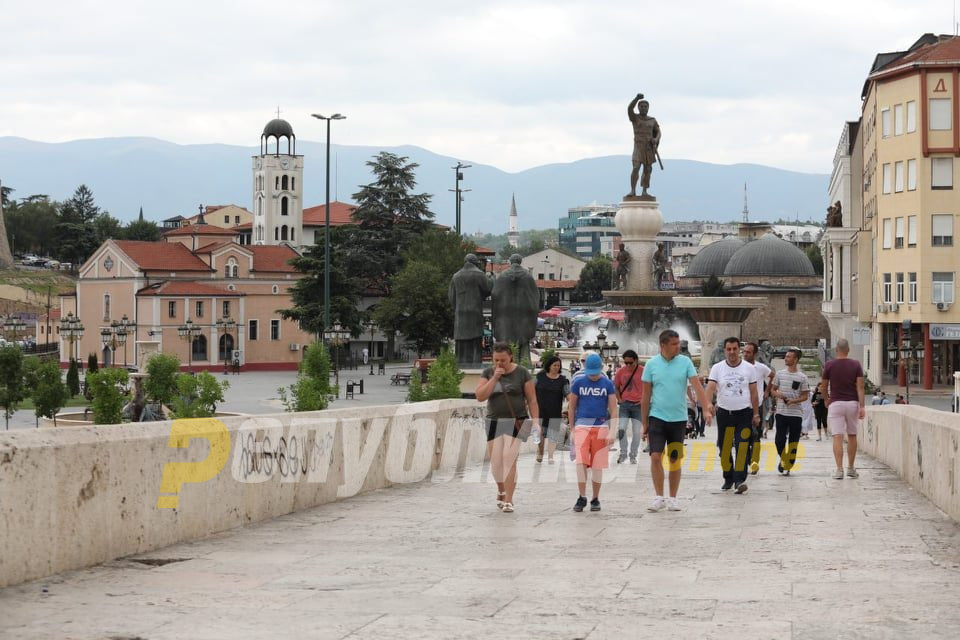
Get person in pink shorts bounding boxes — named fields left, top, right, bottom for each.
left=819, top=339, right=865, bottom=479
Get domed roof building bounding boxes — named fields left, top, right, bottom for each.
left=678, top=232, right=828, bottom=347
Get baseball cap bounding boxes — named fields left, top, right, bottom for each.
left=583, top=353, right=604, bottom=375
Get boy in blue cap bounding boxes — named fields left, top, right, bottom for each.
left=567, top=352, right=618, bottom=512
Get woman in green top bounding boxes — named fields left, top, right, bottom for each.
left=476, top=342, right=540, bottom=513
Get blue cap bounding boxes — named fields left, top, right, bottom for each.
left=583, top=353, right=604, bottom=375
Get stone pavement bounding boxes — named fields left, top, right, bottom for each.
left=2, top=433, right=960, bottom=639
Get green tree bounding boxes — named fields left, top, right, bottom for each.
left=144, top=352, right=181, bottom=407
left=700, top=274, right=728, bottom=297
left=123, top=218, right=162, bottom=242
left=86, top=367, right=129, bottom=425
left=498, top=237, right=545, bottom=260
left=3, top=195, right=60, bottom=256
left=277, top=340, right=334, bottom=412
left=805, top=243, right=824, bottom=276
left=66, top=358, right=81, bottom=396
left=55, top=185, right=103, bottom=267
left=170, top=371, right=229, bottom=419
left=0, top=345, right=25, bottom=429
left=25, top=359, right=69, bottom=427
left=406, top=367, right=425, bottom=402
left=571, top=256, right=612, bottom=302
left=420, top=348, right=464, bottom=400
left=87, top=353, right=99, bottom=374
left=93, top=212, right=124, bottom=242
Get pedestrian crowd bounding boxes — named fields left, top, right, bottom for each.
left=476, top=334, right=867, bottom=514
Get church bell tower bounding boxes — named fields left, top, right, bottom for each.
left=252, top=116, right=304, bottom=245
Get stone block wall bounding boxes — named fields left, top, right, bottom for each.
left=738, top=291, right=830, bottom=346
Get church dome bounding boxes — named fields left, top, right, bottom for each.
left=262, top=118, right=294, bottom=138
left=686, top=237, right=745, bottom=277
left=723, top=233, right=815, bottom=277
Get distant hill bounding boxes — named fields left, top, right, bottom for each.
left=0, top=136, right=829, bottom=230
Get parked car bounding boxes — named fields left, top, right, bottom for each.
left=42, top=259, right=60, bottom=269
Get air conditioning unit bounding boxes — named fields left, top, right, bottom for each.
left=877, top=304, right=888, bottom=313
left=889, top=303, right=899, bottom=312
left=289, top=343, right=300, bottom=351
left=232, top=350, right=241, bottom=361
left=937, top=302, right=951, bottom=311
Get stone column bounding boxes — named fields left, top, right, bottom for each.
left=822, top=243, right=832, bottom=301
left=614, top=200, right=663, bottom=291
left=832, top=245, right=842, bottom=303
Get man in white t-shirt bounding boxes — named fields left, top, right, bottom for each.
left=744, top=342, right=774, bottom=473
left=705, top=337, right=760, bottom=494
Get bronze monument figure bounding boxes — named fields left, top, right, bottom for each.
left=448, top=254, right=493, bottom=367
left=652, top=242, right=667, bottom=290
left=826, top=201, right=843, bottom=227
left=491, top=254, right=540, bottom=361
left=626, top=93, right=662, bottom=200
left=614, top=244, right=631, bottom=290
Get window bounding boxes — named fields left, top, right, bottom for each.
left=281, top=225, right=288, bottom=241
left=908, top=272, right=917, bottom=303
left=881, top=108, right=891, bottom=137
left=932, top=214, right=954, bottom=246
left=895, top=217, right=904, bottom=248
left=281, top=175, right=288, bottom=190
left=281, top=197, right=288, bottom=216
left=223, top=301, right=230, bottom=318
left=894, top=104, right=904, bottom=135
left=249, top=319, right=258, bottom=341
left=930, top=98, right=952, bottom=130
left=224, top=215, right=229, bottom=224
left=168, top=301, right=176, bottom=318
left=275, top=227, right=279, bottom=241
left=907, top=159, right=917, bottom=190
left=192, top=334, right=208, bottom=361
left=235, top=216, right=240, bottom=224
left=291, top=177, right=296, bottom=190
left=275, top=176, right=279, bottom=190
left=196, top=301, right=204, bottom=318
left=103, top=294, right=110, bottom=322
left=290, top=228, right=295, bottom=242
left=787, top=297, right=797, bottom=311
left=933, top=272, right=955, bottom=304
left=883, top=273, right=892, bottom=303
left=538, top=272, right=545, bottom=280
left=906, top=101, right=917, bottom=133
left=882, top=218, right=892, bottom=249
left=932, top=157, right=953, bottom=188
left=270, top=319, right=280, bottom=340
left=882, top=163, right=892, bottom=193
left=896, top=273, right=904, bottom=303
left=908, top=215, right=917, bottom=246
left=894, top=162, right=904, bottom=192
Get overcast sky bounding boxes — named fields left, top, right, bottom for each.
left=0, top=0, right=954, bottom=173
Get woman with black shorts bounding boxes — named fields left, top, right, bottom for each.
left=535, top=355, right=569, bottom=463
left=476, top=342, right=540, bottom=513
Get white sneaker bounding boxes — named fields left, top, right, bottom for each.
left=666, top=497, right=682, bottom=511
left=647, top=496, right=666, bottom=512
left=846, top=467, right=859, bottom=478
left=832, top=468, right=844, bottom=479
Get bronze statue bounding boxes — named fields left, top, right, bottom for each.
left=448, top=253, right=493, bottom=367
left=626, top=93, right=662, bottom=199
left=652, top=242, right=667, bottom=290
left=491, top=254, right=540, bottom=361
left=614, top=244, right=631, bottom=290
left=826, top=201, right=843, bottom=227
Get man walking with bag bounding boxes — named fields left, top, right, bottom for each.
left=613, top=349, right=644, bottom=464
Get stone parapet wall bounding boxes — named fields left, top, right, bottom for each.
left=0, top=401, right=521, bottom=588
left=861, top=406, right=960, bottom=523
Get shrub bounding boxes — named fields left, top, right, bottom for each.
left=278, top=340, right=334, bottom=412
left=87, top=353, right=99, bottom=374
left=86, top=367, right=129, bottom=425
left=144, top=352, right=182, bottom=407
left=406, top=367, right=425, bottom=402
left=420, top=348, right=464, bottom=401
left=170, top=371, right=229, bottom=419
left=66, top=358, right=81, bottom=396
left=26, top=359, right=69, bottom=427
left=0, top=345, right=26, bottom=429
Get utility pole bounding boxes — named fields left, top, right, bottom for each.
left=450, top=162, right=471, bottom=235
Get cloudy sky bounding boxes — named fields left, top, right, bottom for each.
left=0, top=0, right=954, bottom=173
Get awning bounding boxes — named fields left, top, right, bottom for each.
left=560, top=309, right=584, bottom=318
left=538, top=307, right=566, bottom=318
left=600, top=310, right=625, bottom=322
left=573, top=313, right=601, bottom=323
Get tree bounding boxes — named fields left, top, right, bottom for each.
left=55, top=185, right=104, bottom=267
left=0, top=345, right=25, bottom=429
left=93, top=212, right=124, bottom=243
left=571, top=256, right=612, bottom=302
left=87, top=353, right=99, bottom=374
left=498, top=237, right=546, bottom=260
left=281, top=226, right=365, bottom=336
left=420, top=348, right=464, bottom=400
left=373, top=229, right=472, bottom=357
left=170, top=371, right=229, bottom=419
left=3, top=195, right=60, bottom=257
left=700, top=274, right=728, bottom=297
left=123, top=218, right=162, bottom=242
left=144, top=353, right=181, bottom=407
left=25, top=359, right=69, bottom=427
left=85, top=367, right=129, bottom=425
left=277, top=340, right=335, bottom=412
left=66, top=358, right=81, bottom=396
left=805, top=243, right=824, bottom=276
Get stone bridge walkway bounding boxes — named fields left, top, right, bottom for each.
left=2, top=437, right=960, bottom=639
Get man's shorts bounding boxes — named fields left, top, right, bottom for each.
left=827, top=400, right=860, bottom=436
left=648, top=416, right=686, bottom=461
left=574, top=426, right=610, bottom=469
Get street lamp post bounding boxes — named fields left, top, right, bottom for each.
left=177, top=319, right=202, bottom=373
left=323, top=323, right=350, bottom=390
left=310, top=112, right=346, bottom=333
left=112, top=314, right=136, bottom=368
left=366, top=320, right=376, bottom=375
left=59, top=312, right=85, bottom=363
left=450, top=162, right=471, bottom=235
left=216, top=316, right=237, bottom=374
left=2, top=314, right=26, bottom=343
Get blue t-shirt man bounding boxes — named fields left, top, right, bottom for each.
left=641, top=353, right=698, bottom=423
left=570, top=372, right=616, bottom=427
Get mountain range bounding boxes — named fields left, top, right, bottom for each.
left=0, top=136, right=829, bottom=230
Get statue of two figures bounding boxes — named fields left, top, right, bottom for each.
left=613, top=242, right=668, bottom=291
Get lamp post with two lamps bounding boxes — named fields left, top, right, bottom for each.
left=2, top=314, right=26, bottom=343
left=323, top=323, right=350, bottom=390
left=101, top=314, right=136, bottom=368
left=59, top=312, right=85, bottom=364
left=216, top=316, right=237, bottom=374
left=178, top=319, right=202, bottom=373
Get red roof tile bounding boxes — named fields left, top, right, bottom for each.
left=872, top=35, right=960, bottom=80
left=536, top=279, right=578, bottom=289
left=473, top=245, right=497, bottom=256
left=163, top=224, right=239, bottom=237
left=249, top=245, right=299, bottom=272
left=114, top=240, right=212, bottom=272
left=302, top=201, right=357, bottom=226
left=138, top=281, right=243, bottom=297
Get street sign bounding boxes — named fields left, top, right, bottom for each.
left=930, top=324, right=960, bottom=340
left=852, top=327, right=871, bottom=345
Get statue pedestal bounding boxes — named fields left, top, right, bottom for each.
left=615, top=199, right=663, bottom=292
left=672, top=297, right=767, bottom=376
left=459, top=368, right=486, bottom=398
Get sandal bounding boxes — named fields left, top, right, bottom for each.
left=501, top=502, right=514, bottom=513
left=496, top=491, right=506, bottom=510
left=536, top=455, right=543, bottom=463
